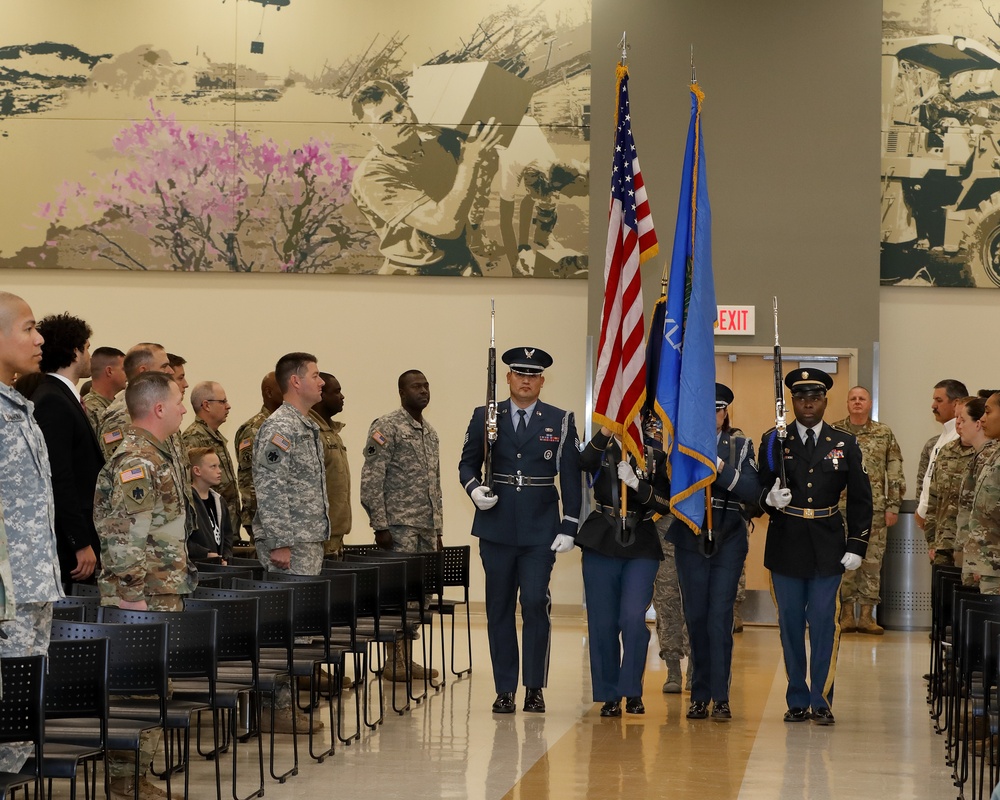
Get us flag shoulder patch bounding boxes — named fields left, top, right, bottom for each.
left=119, top=466, right=146, bottom=483
left=104, top=429, right=124, bottom=444
left=270, top=434, right=291, bottom=451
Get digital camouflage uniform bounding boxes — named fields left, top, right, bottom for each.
left=0, top=381, right=64, bottom=772
left=182, top=417, right=241, bottom=543
left=234, top=407, right=270, bottom=532
left=93, top=425, right=195, bottom=781
left=360, top=407, right=443, bottom=553
left=252, top=403, right=330, bottom=575
left=963, top=444, right=1000, bottom=594
left=924, top=438, right=973, bottom=567
left=308, top=409, right=352, bottom=556
left=832, top=417, right=906, bottom=604
left=82, top=390, right=112, bottom=438
left=652, top=516, right=689, bottom=662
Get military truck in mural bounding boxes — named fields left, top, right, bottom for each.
left=882, top=36, right=1000, bottom=286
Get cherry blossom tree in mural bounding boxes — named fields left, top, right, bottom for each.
left=39, top=104, right=372, bottom=272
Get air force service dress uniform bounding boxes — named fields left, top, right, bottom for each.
left=758, top=369, right=872, bottom=721
left=458, top=348, right=581, bottom=702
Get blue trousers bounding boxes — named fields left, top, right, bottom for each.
left=770, top=571, right=843, bottom=711
left=582, top=550, right=659, bottom=701
left=479, top=539, right=555, bottom=693
left=674, top=531, right=748, bottom=704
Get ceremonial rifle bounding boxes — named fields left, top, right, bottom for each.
left=483, top=300, right=498, bottom=494
left=772, top=296, right=788, bottom=488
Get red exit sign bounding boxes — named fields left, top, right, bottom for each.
left=715, top=305, right=755, bottom=336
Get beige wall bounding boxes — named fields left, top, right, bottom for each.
left=1, top=269, right=588, bottom=608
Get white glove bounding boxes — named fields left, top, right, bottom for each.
left=716, top=457, right=725, bottom=470
left=766, top=478, right=792, bottom=510
left=471, top=485, right=499, bottom=511
left=617, top=461, right=640, bottom=490
left=551, top=534, right=575, bottom=553
left=840, top=552, right=862, bottom=571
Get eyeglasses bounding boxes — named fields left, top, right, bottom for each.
left=205, top=399, right=229, bottom=405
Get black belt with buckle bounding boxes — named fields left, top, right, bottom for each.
left=596, top=503, right=655, bottom=522
left=492, top=474, right=555, bottom=487
left=782, top=505, right=838, bottom=520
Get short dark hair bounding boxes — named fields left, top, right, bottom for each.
left=979, top=389, right=1000, bottom=399
left=125, top=372, right=175, bottom=418
left=37, top=313, right=92, bottom=373
left=398, top=369, right=425, bottom=392
left=963, top=396, right=987, bottom=421
left=91, top=346, right=124, bottom=372
left=275, top=352, right=317, bottom=393
left=935, top=379, right=969, bottom=401
left=167, top=353, right=186, bottom=368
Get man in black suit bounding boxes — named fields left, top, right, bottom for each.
left=459, top=347, right=581, bottom=714
left=33, top=313, right=104, bottom=588
left=758, top=368, right=872, bottom=726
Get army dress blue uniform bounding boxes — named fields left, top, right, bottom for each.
left=577, top=430, right=667, bottom=705
left=667, top=436, right=762, bottom=712
left=459, top=378, right=581, bottom=697
left=758, top=370, right=872, bottom=718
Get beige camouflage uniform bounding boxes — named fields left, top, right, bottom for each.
left=182, top=417, right=241, bottom=543
left=652, top=516, right=689, bottom=663
left=916, top=435, right=937, bottom=500
left=924, top=438, right=973, bottom=567
left=962, top=444, right=1000, bottom=594
left=832, top=417, right=906, bottom=604
left=94, top=426, right=197, bottom=608
left=956, top=440, right=998, bottom=558
left=308, top=409, right=352, bottom=557
left=360, top=407, right=443, bottom=553
left=234, top=407, right=270, bottom=532
left=253, top=403, right=330, bottom=575
left=0, top=381, right=63, bottom=772
left=82, top=390, right=112, bottom=438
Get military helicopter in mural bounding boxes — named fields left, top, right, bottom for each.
left=222, top=0, right=291, bottom=53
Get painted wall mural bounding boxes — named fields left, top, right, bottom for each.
left=0, top=0, right=591, bottom=277
left=883, top=0, right=1000, bottom=287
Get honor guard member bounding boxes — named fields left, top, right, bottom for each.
left=459, top=347, right=582, bottom=715
left=758, top=368, right=872, bottom=726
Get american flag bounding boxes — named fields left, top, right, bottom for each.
left=593, top=64, right=658, bottom=463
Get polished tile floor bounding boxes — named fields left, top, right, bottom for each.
left=111, top=617, right=959, bottom=800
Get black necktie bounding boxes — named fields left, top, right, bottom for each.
left=516, top=409, right=527, bottom=433
left=805, top=428, right=816, bottom=458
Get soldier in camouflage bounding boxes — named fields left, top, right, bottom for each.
left=832, top=386, right=906, bottom=635
left=925, top=403, right=974, bottom=569
left=652, top=517, right=690, bottom=693
left=253, top=353, right=330, bottom=576
left=234, top=372, right=282, bottom=540
left=82, top=346, right=125, bottom=438
left=309, top=373, right=352, bottom=558
left=182, top=381, right=241, bottom=542
left=0, top=292, right=64, bottom=773
left=92, top=372, right=195, bottom=799
left=361, top=370, right=442, bottom=681
left=963, top=393, right=1000, bottom=594
left=954, top=397, right=997, bottom=566
left=97, top=343, right=173, bottom=459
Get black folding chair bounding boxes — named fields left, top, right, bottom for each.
left=0, top=655, right=45, bottom=800
left=429, top=545, right=473, bottom=678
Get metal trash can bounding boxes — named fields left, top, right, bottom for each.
left=879, top=499, right=932, bottom=630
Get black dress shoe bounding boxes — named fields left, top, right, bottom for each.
left=686, top=701, right=709, bottom=720
left=711, top=701, right=732, bottom=721
left=523, top=688, right=545, bottom=713
left=783, top=707, right=810, bottom=723
left=625, top=696, right=645, bottom=715
left=811, top=707, right=836, bottom=725
left=600, top=700, right=622, bottom=717
left=492, top=692, right=515, bottom=714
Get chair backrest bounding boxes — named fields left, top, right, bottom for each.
left=341, top=544, right=381, bottom=558
left=227, top=557, right=267, bottom=578
left=322, top=564, right=380, bottom=621
left=326, top=572, right=357, bottom=647
left=45, top=637, right=109, bottom=724
left=441, top=545, right=471, bottom=598
left=194, top=563, right=256, bottom=589
left=240, top=578, right=331, bottom=642
left=51, top=620, right=169, bottom=700
left=230, top=580, right=297, bottom=656
left=70, top=583, right=101, bottom=598
left=185, top=596, right=260, bottom=665
left=98, top=607, right=218, bottom=682
left=52, top=601, right=85, bottom=622
left=958, top=596, right=1000, bottom=676
left=344, top=556, right=407, bottom=625
left=0, top=654, right=46, bottom=744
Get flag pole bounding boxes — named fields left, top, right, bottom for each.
left=618, top=31, right=629, bottom=530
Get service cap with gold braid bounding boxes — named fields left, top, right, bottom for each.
left=784, top=367, right=833, bottom=396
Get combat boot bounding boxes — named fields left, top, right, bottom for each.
left=857, top=605, right=884, bottom=635
left=840, top=603, right=857, bottom=633
left=732, top=612, right=744, bottom=633
left=662, top=659, right=682, bottom=693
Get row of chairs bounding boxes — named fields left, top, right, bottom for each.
left=927, top=564, right=1000, bottom=800
left=21, top=544, right=473, bottom=800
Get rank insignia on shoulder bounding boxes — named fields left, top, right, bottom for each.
left=238, top=437, right=252, bottom=451
left=371, top=430, right=387, bottom=446
left=104, top=429, right=123, bottom=444
left=119, top=466, right=146, bottom=483
left=270, top=434, right=291, bottom=451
